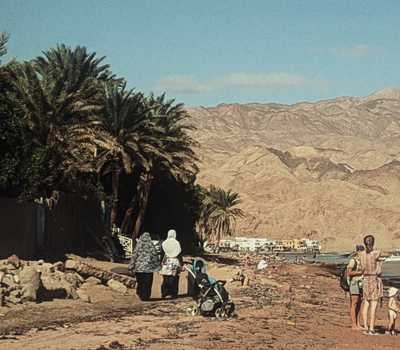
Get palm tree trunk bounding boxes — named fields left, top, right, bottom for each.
left=120, top=204, right=135, bottom=236
left=110, top=168, right=120, bottom=229
left=131, top=170, right=154, bottom=240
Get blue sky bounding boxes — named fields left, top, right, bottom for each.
left=1, top=0, right=400, bottom=107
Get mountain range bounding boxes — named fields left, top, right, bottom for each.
left=188, top=88, right=400, bottom=250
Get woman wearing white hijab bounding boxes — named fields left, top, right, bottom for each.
left=160, top=229, right=182, bottom=298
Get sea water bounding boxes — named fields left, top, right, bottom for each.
left=309, top=253, right=400, bottom=288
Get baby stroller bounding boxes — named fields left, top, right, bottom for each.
left=185, top=258, right=235, bottom=320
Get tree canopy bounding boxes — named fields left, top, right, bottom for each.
left=0, top=35, right=242, bottom=248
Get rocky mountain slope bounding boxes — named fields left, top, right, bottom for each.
left=188, top=88, right=400, bottom=250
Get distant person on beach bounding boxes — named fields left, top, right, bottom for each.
left=128, top=232, right=161, bottom=301
left=160, top=229, right=182, bottom=299
left=347, top=245, right=365, bottom=330
left=359, top=234, right=383, bottom=335
left=387, top=287, right=400, bottom=336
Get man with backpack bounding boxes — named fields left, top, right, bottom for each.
left=346, top=245, right=365, bottom=330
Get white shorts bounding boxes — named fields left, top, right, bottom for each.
left=389, top=310, right=397, bottom=320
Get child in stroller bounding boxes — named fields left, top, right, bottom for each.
left=185, top=258, right=235, bottom=320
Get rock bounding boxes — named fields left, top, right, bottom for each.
left=76, top=288, right=91, bottom=303
left=63, top=272, right=84, bottom=289
left=84, top=277, right=102, bottom=285
left=52, top=261, right=64, bottom=272
left=0, top=288, right=4, bottom=307
left=7, top=289, right=21, bottom=304
left=7, top=255, right=21, bottom=269
left=20, top=266, right=41, bottom=289
left=37, top=259, right=44, bottom=265
left=36, top=263, right=55, bottom=274
left=40, top=271, right=79, bottom=299
left=19, top=266, right=41, bottom=302
left=2, top=274, right=17, bottom=289
left=0, top=271, right=4, bottom=284
left=107, top=279, right=128, bottom=294
left=64, top=260, right=78, bottom=270
left=13, top=274, right=20, bottom=284
left=21, top=284, right=38, bottom=302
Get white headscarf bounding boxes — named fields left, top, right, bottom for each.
left=162, top=229, right=182, bottom=258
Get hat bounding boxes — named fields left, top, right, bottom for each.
left=162, top=229, right=182, bottom=258
left=388, top=287, right=399, bottom=298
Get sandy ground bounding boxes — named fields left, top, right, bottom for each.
left=0, top=255, right=399, bottom=350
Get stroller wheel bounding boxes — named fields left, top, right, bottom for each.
left=187, top=305, right=200, bottom=316
left=215, top=307, right=226, bottom=321
left=224, top=302, right=235, bottom=317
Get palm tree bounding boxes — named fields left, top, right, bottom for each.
left=8, top=45, right=109, bottom=197
left=126, top=93, right=199, bottom=240
left=75, top=80, right=159, bottom=229
left=0, top=32, right=9, bottom=61
left=34, top=44, right=114, bottom=83
left=199, top=186, right=244, bottom=249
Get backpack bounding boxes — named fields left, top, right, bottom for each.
left=340, top=266, right=350, bottom=292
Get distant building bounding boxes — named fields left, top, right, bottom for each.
left=216, top=236, right=321, bottom=253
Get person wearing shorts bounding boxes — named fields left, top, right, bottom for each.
left=347, top=245, right=364, bottom=330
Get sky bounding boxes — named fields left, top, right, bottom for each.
left=1, top=0, right=400, bottom=107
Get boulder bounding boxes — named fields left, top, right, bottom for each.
left=63, top=272, right=84, bottom=289
left=76, top=288, right=91, bottom=303
left=84, top=277, right=102, bottom=286
left=13, top=274, right=20, bottom=284
left=7, top=289, right=21, bottom=304
left=0, top=271, right=4, bottom=284
left=40, top=271, right=79, bottom=300
left=19, top=266, right=41, bottom=302
left=2, top=274, right=17, bottom=289
left=21, top=284, right=38, bottom=302
left=0, top=288, right=4, bottom=306
left=64, top=260, right=78, bottom=270
left=36, top=263, right=56, bottom=274
left=52, top=261, right=64, bottom=272
left=7, top=255, right=21, bottom=269
left=20, top=266, right=41, bottom=289
left=107, top=279, right=128, bottom=294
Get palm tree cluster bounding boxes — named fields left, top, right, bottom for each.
left=1, top=33, right=244, bottom=245
left=197, top=185, right=244, bottom=248
left=0, top=35, right=200, bottom=239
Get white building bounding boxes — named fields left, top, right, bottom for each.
left=219, top=237, right=276, bottom=252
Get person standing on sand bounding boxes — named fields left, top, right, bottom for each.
left=359, top=234, right=383, bottom=335
left=128, top=232, right=160, bottom=301
left=160, top=229, right=182, bottom=299
left=347, top=245, right=364, bottom=330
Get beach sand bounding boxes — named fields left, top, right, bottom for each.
left=0, top=255, right=399, bottom=350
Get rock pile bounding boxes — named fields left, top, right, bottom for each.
left=0, top=255, right=135, bottom=306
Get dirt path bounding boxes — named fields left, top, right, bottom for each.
left=0, top=257, right=399, bottom=350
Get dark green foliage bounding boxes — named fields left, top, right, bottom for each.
left=0, top=96, right=48, bottom=198
left=0, top=36, right=242, bottom=253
